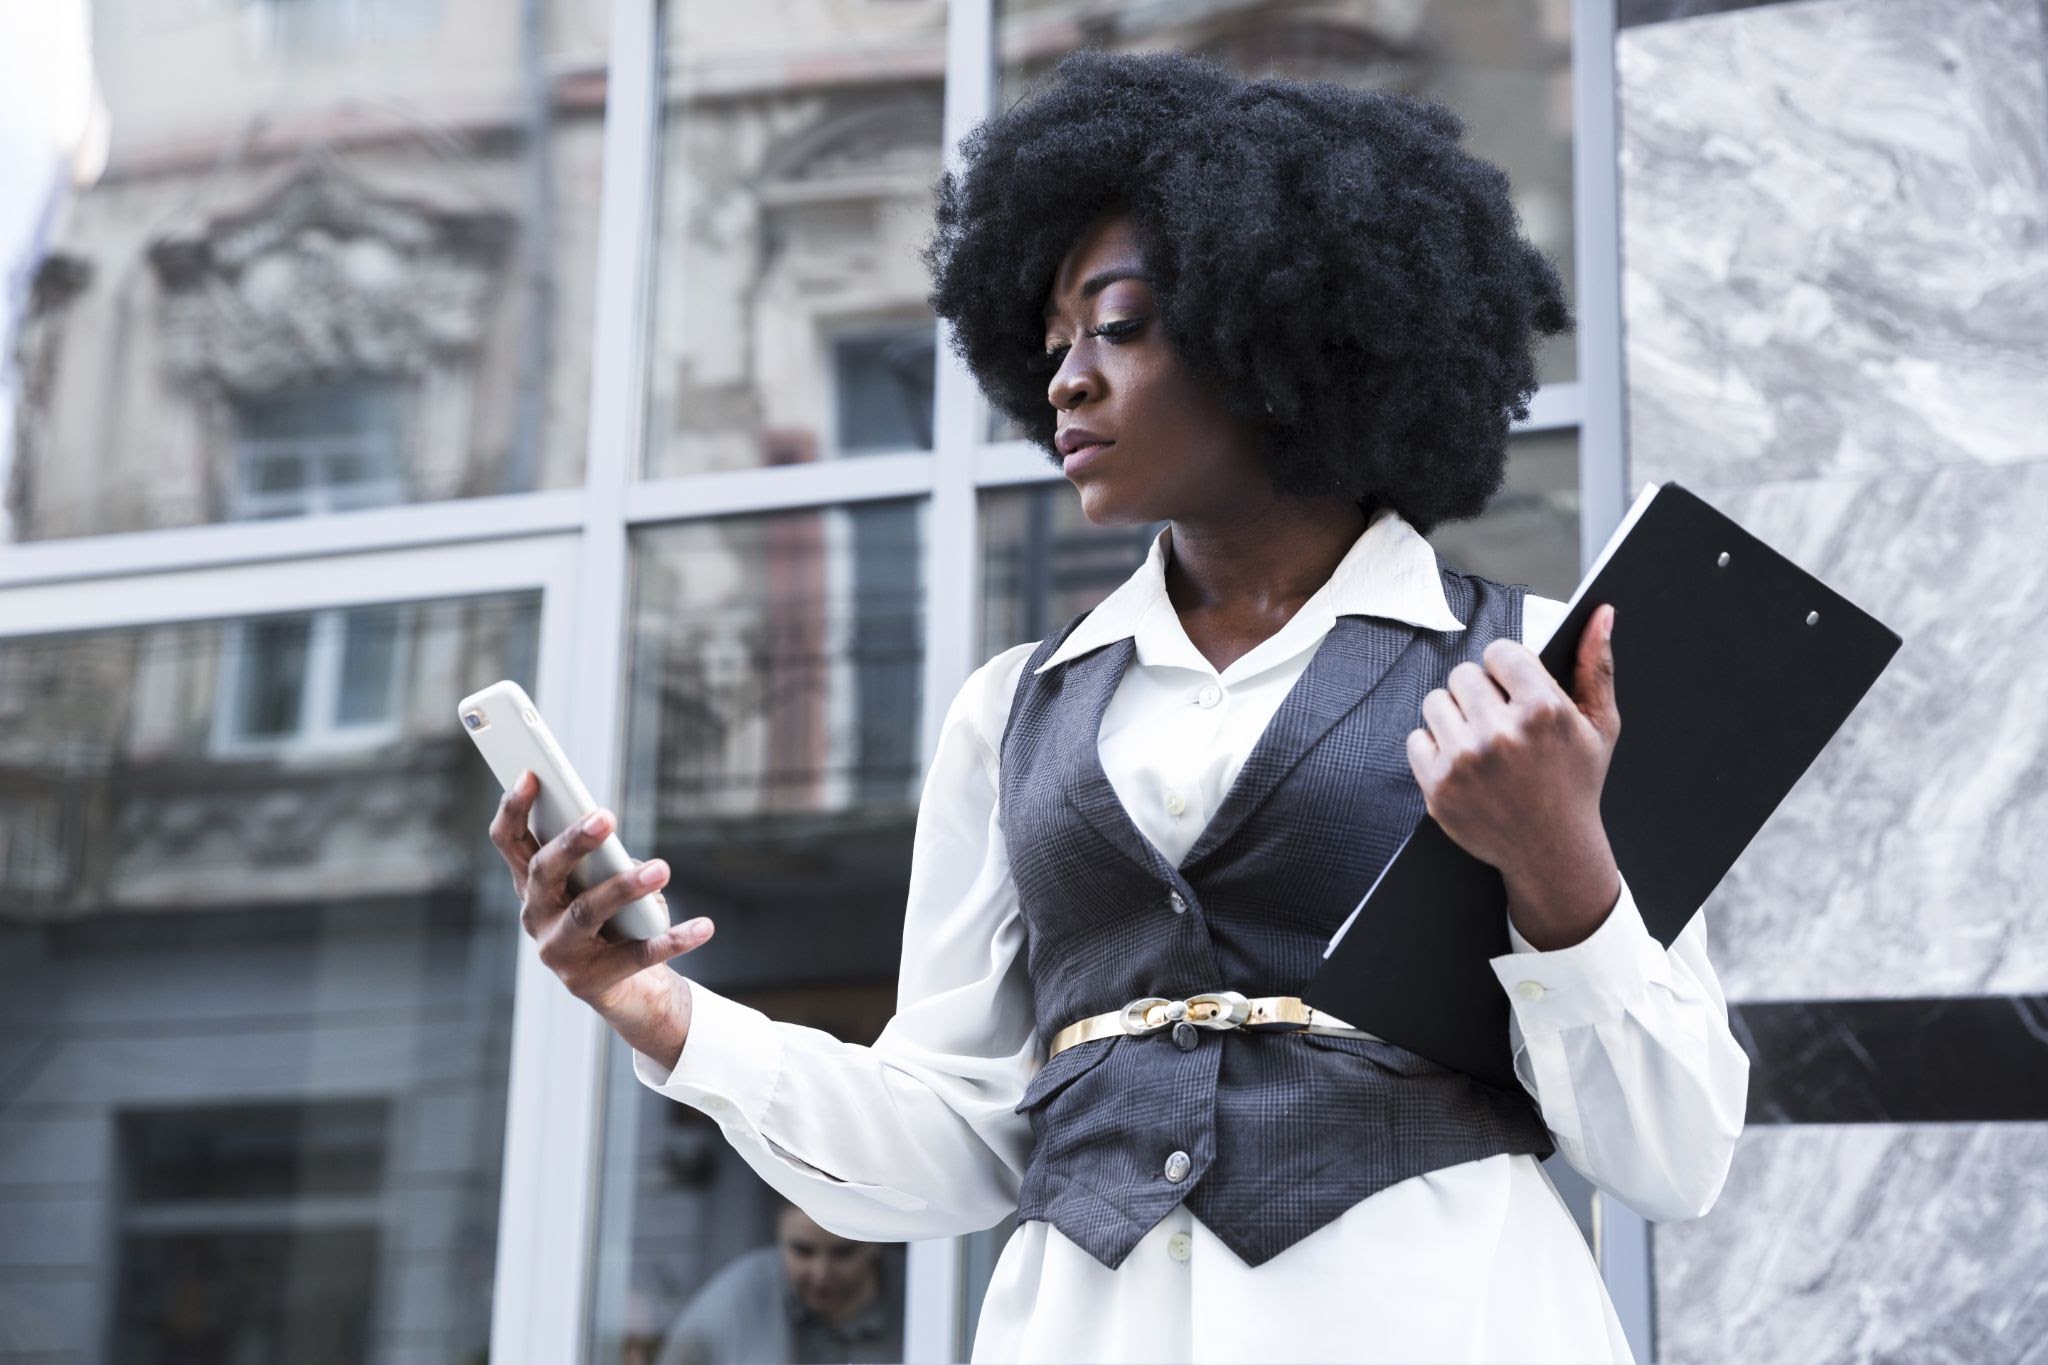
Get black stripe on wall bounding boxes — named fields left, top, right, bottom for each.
left=1619, top=0, right=1812, bottom=29
left=1730, top=996, right=2048, bottom=1124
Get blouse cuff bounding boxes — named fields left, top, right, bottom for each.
left=1486, top=872, right=1668, bottom=1037
left=631, top=976, right=784, bottom=1128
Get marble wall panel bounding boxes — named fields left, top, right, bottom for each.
left=1617, top=0, right=2048, bottom=490
left=1686, top=461, right=2048, bottom=1001
left=1655, top=1122, right=2048, bottom=1363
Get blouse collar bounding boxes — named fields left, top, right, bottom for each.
left=1033, top=504, right=1467, bottom=681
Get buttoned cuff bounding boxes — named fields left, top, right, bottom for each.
left=631, top=977, right=784, bottom=1126
left=1487, top=873, right=1667, bottom=1037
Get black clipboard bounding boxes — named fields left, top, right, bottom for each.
left=1306, top=482, right=1903, bottom=1090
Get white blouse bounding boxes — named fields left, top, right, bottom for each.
left=634, top=507, right=1751, bottom=1364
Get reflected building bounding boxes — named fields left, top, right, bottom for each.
left=4, top=1, right=1595, bottom=1362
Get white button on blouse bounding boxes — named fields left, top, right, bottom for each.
left=634, top=507, right=1751, bottom=1364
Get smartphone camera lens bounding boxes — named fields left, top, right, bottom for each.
left=462, top=711, right=486, bottom=732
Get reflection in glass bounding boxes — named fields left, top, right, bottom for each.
left=5, top=0, right=603, bottom=543
left=594, top=502, right=926, bottom=1361
left=985, top=0, right=1575, bottom=444
left=0, top=594, right=539, bottom=1362
left=978, top=485, right=1165, bottom=664
left=640, top=6, right=949, bottom=477
left=1429, top=427, right=1581, bottom=601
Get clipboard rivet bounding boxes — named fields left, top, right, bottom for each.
left=1806, top=610, right=1820, bottom=625
left=1716, top=551, right=1730, bottom=567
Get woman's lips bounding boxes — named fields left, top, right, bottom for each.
left=1061, top=440, right=1113, bottom=474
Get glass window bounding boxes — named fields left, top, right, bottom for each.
left=228, top=382, right=408, bottom=520
left=590, top=501, right=926, bottom=1362
left=1428, top=427, right=1582, bottom=601
left=0, top=593, right=538, bottom=1363
left=987, top=0, right=1576, bottom=449
left=639, top=5, right=949, bottom=478
left=4, top=0, right=603, bottom=544
left=110, top=1102, right=390, bottom=1363
left=214, top=605, right=414, bottom=752
left=977, top=484, right=1165, bottom=664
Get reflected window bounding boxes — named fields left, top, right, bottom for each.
left=252, top=0, right=443, bottom=53
left=978, top=485, right=1164, bottom=663
left=593, top=503, right=925, bottom=1361
left=0, top=594, right=536, bottom=1363
left=642, top=7, right=948, bottom=478
left=228, top=382, right=408, bottom=520
left=110, top=1102, right=388, bottom=1363
left=213, top=604, right=413, bottom=752
left=830, top=322, right=937, bottom=455
left=7, top=1, right=598, bottom=544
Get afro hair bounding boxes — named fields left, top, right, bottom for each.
left=919, top=48, right=1573, bottom=535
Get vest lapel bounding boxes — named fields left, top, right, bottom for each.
left=1179, top=614, right=1419, bottom=868
left=1058, top=614, right=1426, bottom=880
left=1057, top=637, right=1173, bottom=879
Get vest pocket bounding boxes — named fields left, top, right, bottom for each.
left=1014, top=1036, right=1118, bottom=1113
left=1300, top=1031, right=1454, bottom=1077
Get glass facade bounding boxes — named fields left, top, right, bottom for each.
left=0, top=596, right=538, bottom=1362
left=4, top=0, right=604, bottom=545
left=0, top=2, right=1620, bottom=1360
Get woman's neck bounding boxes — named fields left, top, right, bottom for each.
left=1162, top=498, right=1370, bottom=672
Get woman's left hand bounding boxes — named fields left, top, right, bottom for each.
left=1405, top=604, right=1622, bottom=951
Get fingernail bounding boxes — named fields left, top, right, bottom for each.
left=636, top=860, right=667, bottom=887
left=582, top=809, right=612, bottom=836
left=683, top=917, right=710, bottom=937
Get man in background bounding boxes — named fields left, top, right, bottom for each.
left=656, top=1196, right=903, bottom=1365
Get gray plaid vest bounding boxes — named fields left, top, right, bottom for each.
left=997, top=567, right=1555, bottom=1270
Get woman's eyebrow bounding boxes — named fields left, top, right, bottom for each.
left=1043, top=267, right=1151, bottom=319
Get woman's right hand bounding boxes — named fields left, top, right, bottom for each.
left=489, top=770, right=715, bottom=1073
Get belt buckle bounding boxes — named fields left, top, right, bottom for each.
left=1118, top=990, right=1252, bottom=1037
left=1187, top=990, right=1251, bottom=1031
left=1119, top=997, right=1173, bottom=1037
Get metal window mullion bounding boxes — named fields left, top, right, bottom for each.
left=485, top=0, right=659, bottom=1359
left=0, top=489, right=589, bottom=590
left=0, top=534, right=575, bottom=639
left=1570, top=0, right=1653, bottom=1360
left=623, top=452, right=938, bottom=526
left=906, top=0, right=996, bottom=1359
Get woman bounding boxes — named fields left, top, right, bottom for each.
left=491, top=49, right=1749, bottom=1363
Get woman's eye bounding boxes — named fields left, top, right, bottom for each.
left=1034, top=317, right=1144, bottom=373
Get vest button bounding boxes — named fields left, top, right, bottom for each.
left=1163, top=1150, right=1191, bottom=1183
left=1172, top=1021, right=1200, bottom=1051
left=1167, top=891, right=1187, bottom=914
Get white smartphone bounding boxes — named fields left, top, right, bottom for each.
left=457, top=679, right=670, bottom=942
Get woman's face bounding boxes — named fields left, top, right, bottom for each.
left=1040, top=209, right=1272, bottom=526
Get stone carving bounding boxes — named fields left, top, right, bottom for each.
left=148, top=165, right=513, bottom=394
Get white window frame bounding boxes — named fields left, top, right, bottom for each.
left=0, top=0, right=1637, bottom=1358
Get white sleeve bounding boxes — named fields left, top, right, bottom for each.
left=630, top=643, right=1042, bottom=1242
left=1492, top=592, right=1751, bottom=1221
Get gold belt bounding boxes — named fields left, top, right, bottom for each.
left=1047, top=990, right=1380, bottom=1059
